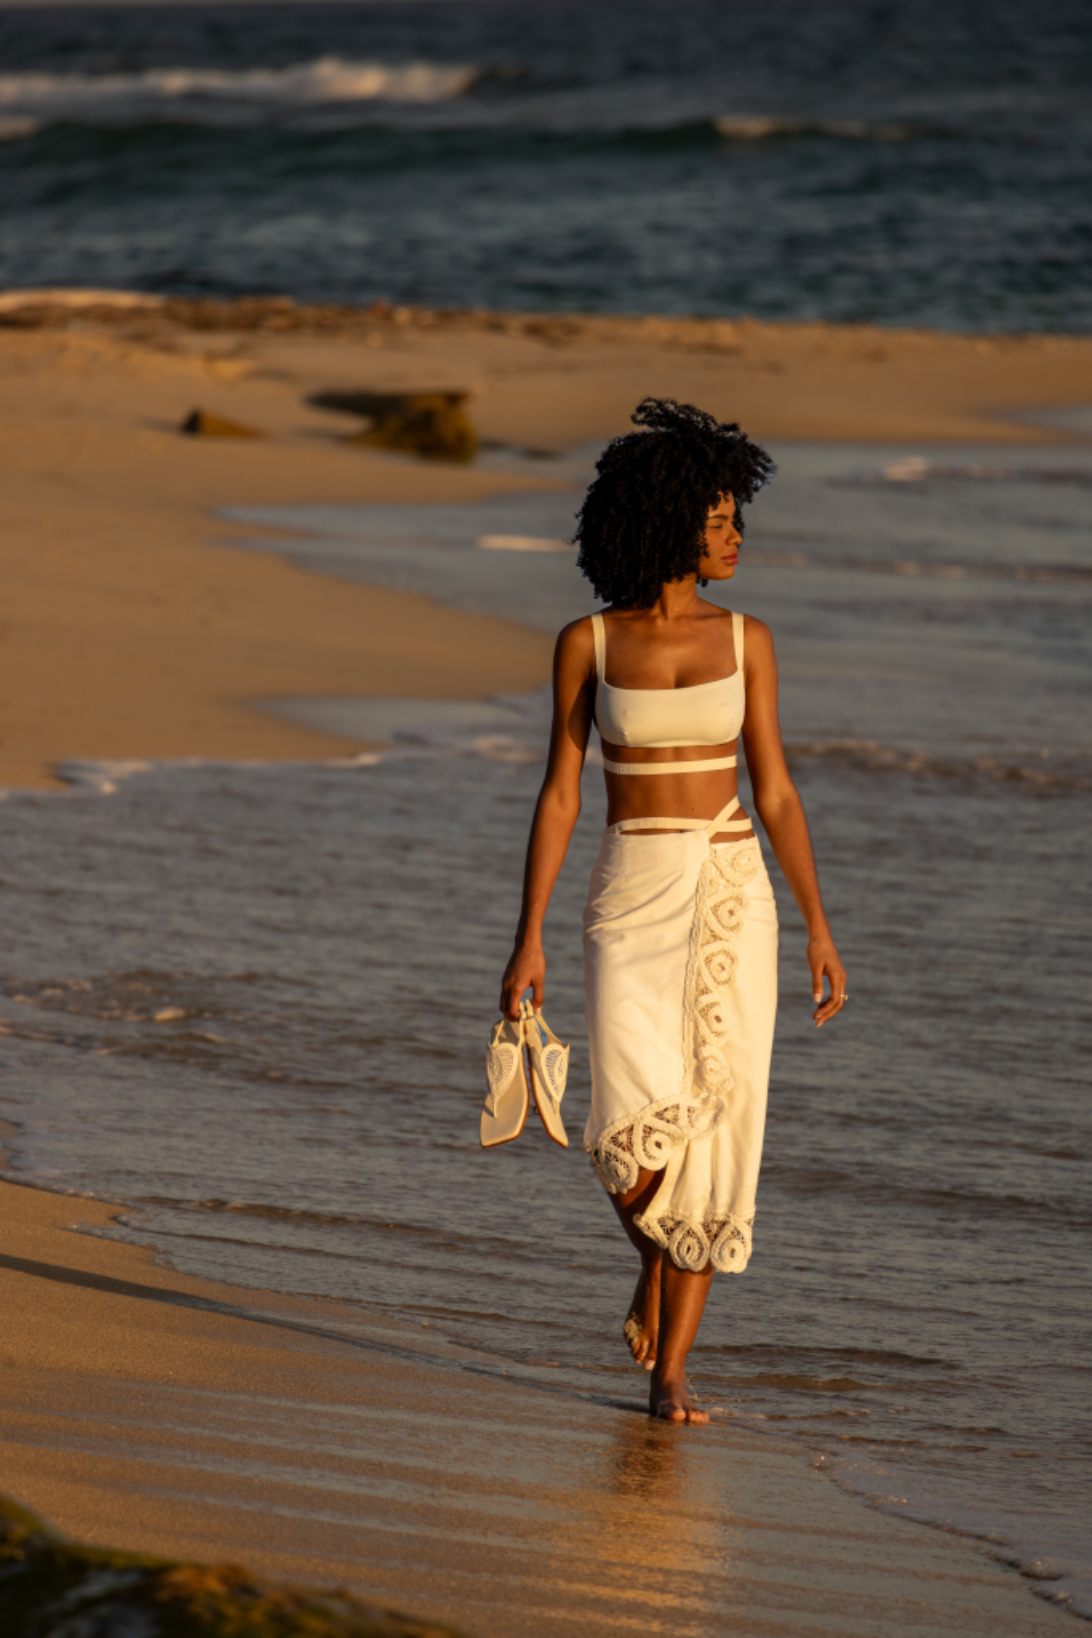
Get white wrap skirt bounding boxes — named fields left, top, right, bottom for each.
left=583, top=829, right=778, bottom=1274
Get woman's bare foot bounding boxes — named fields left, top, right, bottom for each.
left=649, top=1370, right=709, bottom=1424
left=622, top=1260, right=661, bottom=1369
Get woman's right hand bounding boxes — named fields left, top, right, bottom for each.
left=499, top=939, right=545, bottom=1020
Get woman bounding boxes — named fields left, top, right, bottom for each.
left=500, top=398, right=847, bottom=1424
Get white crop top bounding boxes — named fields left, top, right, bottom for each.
left=592, top=610, right=745, bottom=751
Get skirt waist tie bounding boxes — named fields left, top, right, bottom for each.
left=605, top=795, right=751, bottom=838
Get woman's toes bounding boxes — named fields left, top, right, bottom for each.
left=650, top=1378, right=707, bottom=1423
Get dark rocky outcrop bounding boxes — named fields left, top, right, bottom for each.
left=310, top=391, right=476, bottom=463
left=0, top=1495, right=466, bottom=1638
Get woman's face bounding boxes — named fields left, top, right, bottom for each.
left=697, top=494, right=742, bottom=581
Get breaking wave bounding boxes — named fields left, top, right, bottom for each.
left=0, top=58, right=481, bottom=126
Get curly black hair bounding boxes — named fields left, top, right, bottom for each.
left=574, top=397, right=776, bottom=609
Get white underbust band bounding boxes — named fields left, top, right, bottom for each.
left=603, top=754, right=738, bottom=775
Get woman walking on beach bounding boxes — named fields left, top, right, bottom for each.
left=499, top=399, right=847, bottom=1424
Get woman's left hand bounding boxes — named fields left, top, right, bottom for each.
left=808, top=932, right=848, bottom=1027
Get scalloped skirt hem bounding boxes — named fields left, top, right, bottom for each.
left=634, top=1206, right=754, bottom=1274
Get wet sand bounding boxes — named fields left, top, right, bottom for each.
left=0, top=1175, right=1072, bottom=1638
left=2, top=294, right=1091, bottom=790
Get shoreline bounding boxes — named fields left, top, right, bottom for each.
left=2, top=291, right=1091, bottom=791
left=0, top=1171, right=1074, bottom=1638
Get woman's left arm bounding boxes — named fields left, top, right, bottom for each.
left=741, top=617, right=848, bottom=1027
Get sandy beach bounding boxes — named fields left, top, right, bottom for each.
left=0, top=1173, right=1074, bottom=1638
left=2, top=295, right=1090, bottom=791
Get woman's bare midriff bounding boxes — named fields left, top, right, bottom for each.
left=602, top=738, right=755, bottom=843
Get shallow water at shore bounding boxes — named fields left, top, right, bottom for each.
left=1, top=437, right=1090, bottom=1619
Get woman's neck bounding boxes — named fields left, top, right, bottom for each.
left=645, top=576, right=702, bottom=622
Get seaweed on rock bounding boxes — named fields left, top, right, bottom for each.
left=0, top=1495, right=465, bottom=1638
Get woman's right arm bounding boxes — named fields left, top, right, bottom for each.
left=499, top=618, right=596, bottom=1020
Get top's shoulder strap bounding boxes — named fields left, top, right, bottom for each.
left=732, top=610, right=745, bottom=678
left=591, top=612, right=606, bottom=683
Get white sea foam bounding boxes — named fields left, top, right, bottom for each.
left=848, top=456, right=1092, bottom=487
left=8, top=692, right=555, bottom=804
left=0, top=59, right=480, bottom=125
left=53, top=759, right=154, bottom=796
left=883, top=455, right=933, bottom=482
left=820, top=1452, right=1092, bottom=1620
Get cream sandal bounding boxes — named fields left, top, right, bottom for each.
left=481, top=1013, right=530, bottom=1148
left=521, top=999, right=570, bottom=1148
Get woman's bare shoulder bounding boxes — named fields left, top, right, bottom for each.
left=556, top=615, right=597, bottom=662
left=742, top=612, right=775, bottom=648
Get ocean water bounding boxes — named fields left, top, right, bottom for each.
left=1, top=0, right=1091, bottom=331
left=1, top=439, right=1090, bottom=1620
